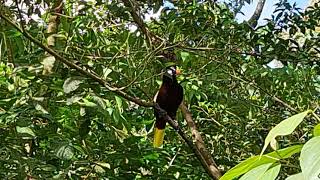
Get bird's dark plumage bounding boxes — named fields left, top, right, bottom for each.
left=153, top=66, right=183, bottom=147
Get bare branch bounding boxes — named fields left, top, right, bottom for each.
left=248, top=0, right=267, bottom=28
left=122, top=0, right=164, bottom=47
left=154, top=104, right=221, bottom=180
left=180, top=103, right=222, bottom=179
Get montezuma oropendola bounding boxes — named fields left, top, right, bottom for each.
left=153, top=66, right=183, bottom=148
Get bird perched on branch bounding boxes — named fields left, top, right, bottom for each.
left=153, top=66, right=183, bottom=148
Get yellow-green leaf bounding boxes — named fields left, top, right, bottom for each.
left=261, top=110, right=311, bottom=156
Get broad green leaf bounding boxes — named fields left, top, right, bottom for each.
left=220, top=145, right=302, bottom=180
left=73, top=145, right=86, bottom=155
left=82, top=98, right=97, bottom=107
left=261, top=110, right=311, bottom=155
left=270, top=138, right=279, bottom=151
left=56, top=145, right=74, bottom=160
left=7, top=83, right=14, bottom=91
left=164, top=61, right=176, bottom=67
left=41, top=56, right=55, bottom=75
left=35, top=103, right=49, bottom=114
left=286, top=173, right=305, bottom=180
left=239, top=163, right=272, bottom=180
left=103, top=68, right=112, bottom=79
left=263, top=164, right=281, bottom=180
left=92, top=95, right=106, bottom=109
left=16, top=126, right=36, bottom=137
left=143, top=152, right=159, bottom=160
left=180, top=52, right=190, bottom=62
left=63, top=77, right=83, bottom=93
left=94, top=165, right=105, bottom=173
left=313, top=124, right=320, bottom=137
left=300, top=136, right=320, bottom=180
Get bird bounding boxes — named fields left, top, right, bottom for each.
left=153, top=66, right=183, bottom=148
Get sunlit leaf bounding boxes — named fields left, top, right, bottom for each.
left=300, top=137, right=320, bottom=180
left=41, top=56, right=55, bottom=75
left=63, top=77, right=83, bottom=93
left=263, top=164, right=281, bottom=180
left=285, top=173, right=304, bottom=180
left=95, top=162, right=111, bottom=169
left=313, top=124, right=320, bottom=137
left=16, top=126, right=36, bottom=137
left=56, top=145, right=74, bottom=160
left=261, top=110, right=311, bottom=155
left=221, top=145, right=302, bottom=180
left=239, top=163, right=272, bottom=180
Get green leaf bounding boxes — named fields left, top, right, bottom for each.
left=82, top=98, right=97, bottom=107
left=41, top=56, right=55, bottom=75
left=261, top=110, right=311, bottom=155
left=94, top=165, right=105, bottom=173
left=35, top=103, right=49, bottom=114
left=263, top=164, right=281, bottom=180
left=103, top=68, right=113, bottom=79
left=16, top=126, right=36, bottom=137
left=38, top=164, right=57, bottom=172
left=56, top=145, right=74, bottom=160
left=313, top=124, right=320, bottom=137
left=286, top=173, right=304, bottom=180
left=63, top=77, right=83, bottom=93
left=92, top=95, right=106, bottom=109
left=7, top=83, right=15, bottom=91
left=95, top=162, right=111, bottom=169
left=115, top=96, right=123, bottom=113
left=221, top=145, right=302, bottom=180
left=300, top=136, right=320, bottom=180
left=239, top=163, right=272, bottom=180
left=164, top=61, right=176, bottom=67
left=143, top=152, right=160, bottom=160
left=180, top=52, right=190, bottom=62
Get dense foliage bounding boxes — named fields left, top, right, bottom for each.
left=0, top=0, right=319, bottom=179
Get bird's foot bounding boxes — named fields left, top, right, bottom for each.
left=154, top=103, right=167, bottom=119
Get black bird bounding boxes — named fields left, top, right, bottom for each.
left=153, top=66, right=183, bottom=147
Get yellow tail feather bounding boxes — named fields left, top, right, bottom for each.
left=153, top=127, right=165, bottom=148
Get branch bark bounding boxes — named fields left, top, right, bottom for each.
left=43, top=0, right=63, bottom=75
left=154, top=104, right=221, bottom=180
left=122, top=0, right=163, bottom=47
left=248, top=0, right=267, bottom=28
left=180, top=103, right=222, bottom=179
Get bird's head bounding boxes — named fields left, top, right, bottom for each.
left=163, top=66, right=181, bottom=81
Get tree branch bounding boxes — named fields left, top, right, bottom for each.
left=122, top=0, right=164, bottom=47
left=154, top=104, right=220, bottom=180
left=180, top=103, right=222, bottom=179
left=248, top=0, right=267, bottom=28
left=122, top=0, right=152, bottom=46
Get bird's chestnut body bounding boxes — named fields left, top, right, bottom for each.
left=153, top=66, right=183, bottom=147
